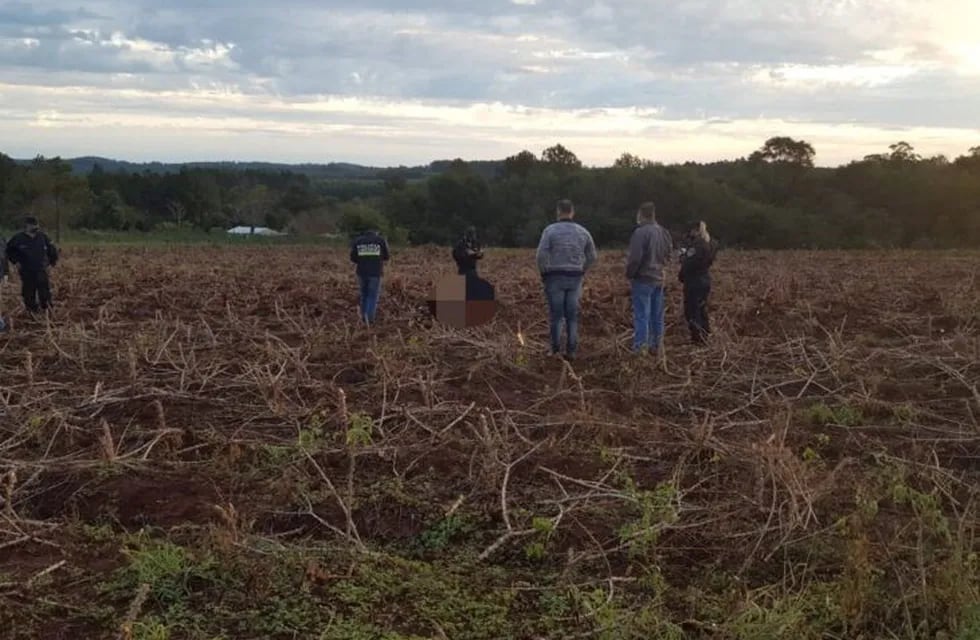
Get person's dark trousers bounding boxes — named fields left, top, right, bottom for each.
left=358, top=275, right=382, bottom=324
left=21, top=269, right=52, bottom=313
left=458, top=267, right=478, bottom=277
left=683, top=274, right=711, bottom=344
left=543, top=274, right=583, bottom=356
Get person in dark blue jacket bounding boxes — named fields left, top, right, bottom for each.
left=0, top=232, right=8, bottom=331
left=0, top=234, right=7, bottom=283
left=5, top=216, right=59, bottom=314
left=349, top=228, right=390, bottom=325
left=678, top=221, right=717, bottom=345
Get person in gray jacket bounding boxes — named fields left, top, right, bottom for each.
left=536, top=199, right=597, bottom=359
left=625, top=201, right=674, bottom=354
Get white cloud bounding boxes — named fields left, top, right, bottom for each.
left=517, top=65, right=551, bottom=74
left=0, top=80, right=975, bottom=167
left=532, top=48, right=626, bottom=61
left=747, top=62, right=922, bottom=90
left=0, top=0, right=978, bottom=164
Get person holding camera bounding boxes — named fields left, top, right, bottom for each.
left=452, top=226, right=484, bottom=276
left=678, top=220, right=718, bottom=345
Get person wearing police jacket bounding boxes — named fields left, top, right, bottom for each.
left=349, top=226, right=390, bottom=325
left=5, top=216, right=59, bottom=315
left=678, top=220, right=717, bottom=345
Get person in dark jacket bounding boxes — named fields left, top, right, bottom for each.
left=452, top=226, right=484, bottom=275
left=678, top=221, right=717, bottom=345
left=0, top=234, right=7, bottom=283
left=0, top=233, right=8, bottom=331
left=5, top=216, right=59, bottom=314
left=349, top=228, right=390, bottom=325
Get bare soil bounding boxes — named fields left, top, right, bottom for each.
left=0, top=246, right=977, bottom=639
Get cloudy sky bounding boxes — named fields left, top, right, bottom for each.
left=0, top=0, right=977, bottom=166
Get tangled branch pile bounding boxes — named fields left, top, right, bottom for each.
left=0, top=246, right=977, bottom=639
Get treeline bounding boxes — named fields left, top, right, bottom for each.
left=2, top=138, right=979, bottom=248
left=44, top=156, right=435, bottom=180
left=377, top=139, right=980, bottom=249
left=0, top=154, right=382, bottom=236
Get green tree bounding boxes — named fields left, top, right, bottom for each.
left=227, top=184, right=274, bottom=229
left=382, top=183, right=429, bottom=244
left=426, top=162, right=493, bottom=243
left=541, top=144, right=582, bottom=169
left=749, top=137, right=816, bottom=167
left=176, top=170, right=222, bottom=227
left=502, top=150, right=537, bottom=178
left=955, top=146, right=980, bottom=174
left=279, top=181, right=320, bottom=213
left=338, top=201, right=407, bottom=244
left=613, top=152, right=649, bottom=170
left=889, top=141, right=921, bottom=163
left=0, top=153, right=18, bottom=223
left=6, top=157, right=91, bottom=241
left=78, top=189, right=144, bottom=230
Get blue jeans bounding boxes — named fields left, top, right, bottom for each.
left=544, top=275, right=583, bottom=354
left=631, top=281, right=665, bottom=351
left=358, top=276, right=381, bottom=323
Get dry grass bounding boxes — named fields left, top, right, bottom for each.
left=0, top=246, right=977, bottom=639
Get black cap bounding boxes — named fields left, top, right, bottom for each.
left=24, top=215, right=39, bottom=226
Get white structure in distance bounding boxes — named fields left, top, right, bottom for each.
left=226, top=225, right=285, bottom=236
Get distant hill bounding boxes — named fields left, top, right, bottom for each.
left=62, top=157, right=409, bottom=179
left=13, top=156, right=506, bottom=181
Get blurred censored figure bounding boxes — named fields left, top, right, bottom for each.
left=5, top=215, right=59, bottom=315
left=536, top=199, right=597, bottom=360
left=625, top=202, right=674, bottom=354
left=679, top=220, right=718, bottom=344
left=452, top=226, right=484, bottom=276
left=349, top=227, right=390, bottom=325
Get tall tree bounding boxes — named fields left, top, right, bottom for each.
left=502, top=150, right=537, bottom=178
left=750, top=137, right=816, bottom=167
left=889, top=141, right=920, bottom=163
left=11, top=157, right=91, bottom=241
left=613, top=152, right=649, bottom=170
left=541, top=144, right=582, bottom=169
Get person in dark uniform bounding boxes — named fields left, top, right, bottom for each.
left=452, top=226, right=484, bottom=276
left=0, top=232, right=8, bottom=331
left=349, top=227, right=390, bottom=325
left=678, top=221, right=717, bottom=345
left=0, top=232, right=7, bottom=283
left=5, top=216, right=59, bottom=315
